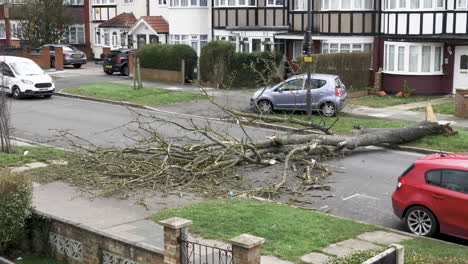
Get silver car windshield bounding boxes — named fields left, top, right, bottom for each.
left=10, top=61, right=44, bottom=76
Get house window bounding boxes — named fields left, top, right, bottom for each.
left=94, top=0, right=115, bottom=4
left=294, top=0, right=306, bottom=10
left=267, top=0, right=283, bottom=6
left=214, top=0, right=256, bottom=6
left=457, top=0, right=468, bottom=8
left=66, top=25, right=85, bottom=45
left=322, top=42, right=372, bottom=53
left=170, top=34, right=208, bottom=54
left=10, top=21, right=23, bottom=39
left=322, top=0, right=373, bottom=10
left=64, top=0, right=84, bottom=4
left=460, top=55, right=468, bottom=70
left=384, top=42, right=443, bottom=74
left=388, top=0, right=444, bottom=8
left=120, top=33, right=126, bottom=47
left=95, top=27, right=101, bottom=45
left=293, top=41, right=303, bottom=59
left=112, top=32, right=118, bottom=46
left=172, top=0, right=209, bottom=6
left=0, top=21, right=5, bottom=39
left=103, top=29, right=110, bottom=46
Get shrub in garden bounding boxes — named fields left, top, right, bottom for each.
left=136, top=44, right=198, bottom=80
left=0, top=170, right=33, bottom=252
left=199, top=40, right=282, bottom=88
left=296, top=52, right=372, bottom=91
left=199, top=40, right=235, bottom=87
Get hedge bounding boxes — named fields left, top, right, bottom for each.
left=200, top=40, right=282, bottom=89
left=0, top=170, right=32, bottom=252
left=296, top=52, right=372, bottom=91
left=136, top=44, right=198, bottom=80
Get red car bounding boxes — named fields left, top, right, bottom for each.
left=392, top=154, right=468, bottom=239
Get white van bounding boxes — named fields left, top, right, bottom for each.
left=0, top=56, right=55, bottom=98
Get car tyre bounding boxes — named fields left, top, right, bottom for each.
left=73, top=64, right=82, bottom=69
left=105, top=70, right=113, bottom=75
left=50, top=57, right=55, bottom=68
left=320, top=102, right=337, bottom=117
left=44, top=95, right=52, bottom=98
left=257, top=100, right=273, bottom=114
left=12, top=87, right=22, bottom=99
left=405, top=206, right=438, bottom=237
left=121, top=65, right=129, bottom=76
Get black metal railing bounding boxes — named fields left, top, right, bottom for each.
left=179, top=234, right=233, bottom=264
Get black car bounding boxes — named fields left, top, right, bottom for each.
left=103, top=49, right=132, bottom=76
left=31, top=44, right=87, bottom=68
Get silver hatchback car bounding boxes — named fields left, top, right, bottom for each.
left=250, top=74, right=348, bottom=117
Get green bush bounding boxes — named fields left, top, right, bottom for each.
left=199, top=40, right=235, bottom=87
left=0, top=170, right=32, bottom=252
left=229, top=51, right=283, bottom=88
left=200, top=40, right=282, bottom=89
left=136, top=44, right=198, bottom=80
left=296, top=52, right=372, bottom=91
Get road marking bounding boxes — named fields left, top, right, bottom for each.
left=343, top=193, right=379, bottom=201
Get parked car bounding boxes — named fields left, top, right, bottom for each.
left=102, top=49, right=132, bottom=76
left=250, top=74, right=348, bottom=117
left=391, top=154, right=468, bottom=239
left=32, top=44, right=87, bottom=68
left=0, top=56, right=55, bottom=98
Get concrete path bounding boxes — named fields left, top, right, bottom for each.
left=384, top=97, right=453, bottom=111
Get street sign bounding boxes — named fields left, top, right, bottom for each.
left=304, top=56, right=313, bottom=63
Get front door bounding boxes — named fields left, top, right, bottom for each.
left=453, top=46, right=468, bottom=93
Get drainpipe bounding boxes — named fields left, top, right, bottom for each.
left=146, top=0, right=150, bottom=16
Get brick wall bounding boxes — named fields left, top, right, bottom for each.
left=33, top=213, right=164, bottom=264
left=455, top=89, right=468, bottom=118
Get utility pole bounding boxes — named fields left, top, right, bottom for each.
left=305, top=0, right=313, bottom=120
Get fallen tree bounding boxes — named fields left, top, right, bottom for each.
left=55, top=107, right=455, bottom=199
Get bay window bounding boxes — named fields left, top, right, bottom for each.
left=322, top=0, right=373, bottom=10
left=66, top=25, right=85, bottom=45
left=171, top=34, right=209, bottom=55
left=384, top=42, right=443, bottom=74
left=267, top=0, right=283, bottom=6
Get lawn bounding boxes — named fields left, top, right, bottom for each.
left=150, top=199, right=380, bottom=262
left=269, top=114, right=468, bottom=153
left=413, top=101, right=456, bottom=115
left=64, top=83, right=206, bottom=105
left=0, top=146, right=68, bottom=168
left=348, top=95, right=440, bottom=108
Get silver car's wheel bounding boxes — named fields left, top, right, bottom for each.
left=321, top=103, right=336, bottom=117
left=257, top=100, right=273, bottom=114
left=406, top=206, right=437, bottom=237
left=12, top=87, right=22, bottom=99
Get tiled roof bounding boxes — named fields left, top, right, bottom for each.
left=99, top=12, right=137, bottom=28
left=140, top=16, right=169, bottom=33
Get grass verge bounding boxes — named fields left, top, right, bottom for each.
left=412, top=101, right=456, bottom=115
left=64, top=83, right=206, bottom=105
left=0, top=146, right=68, bottom=168
left=348, top=96, right=441, bottom=108
left=150, top=199, right=380, bottom=262
left=268, top=114, right=468, bottom=153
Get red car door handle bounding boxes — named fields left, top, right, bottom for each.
left=432, top=194, right=445, bottom=200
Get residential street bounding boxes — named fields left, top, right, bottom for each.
left=11, top=65, right=466, bottom=247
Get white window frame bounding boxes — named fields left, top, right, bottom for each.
left=383, top=41, right=444, bottom=75
left=267, top=0, right=283, bottom=6
left=64, top=0, right=84, bottom=5
left=93, top=0, right=115, bottom=5
left=66, top=24, right=85, bottom=45
left=171, top=0, right=209, bottom=7
left=10, top=20, right=22, bottom=40
left=170, top=34, right=209, bottom=55
left=385, top=0, right=445, bottom=9
left=457, top=0, right=468, bottom=9
left=294, top=0, right=307, bottom=10
left=214, top=0, right=256, bottom=7
left=321, top=0, right=374, bottom=10
left=0, top=20, right=5, bottom=39
left=321, top=42, right=372, bottom=53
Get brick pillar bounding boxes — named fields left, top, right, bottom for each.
left=102, top=47, right=111, bottom=57
left=373, top=67, right=383, bottom=92
left=455, top=89, right=468, bottom=118
left=41, top=47, right=51, bottom=69
left=128, top=52, right=134, bottom=76
left=158, top=217, right=192, bottom=264
left=54, top=47, right=64, bottom=71
left=229, top=234, right=265, bottom=264
left=22, top=47, right=29, bottom=57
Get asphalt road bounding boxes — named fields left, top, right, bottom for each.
left=11, top=65, right=468, bottom=246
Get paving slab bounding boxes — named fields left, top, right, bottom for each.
left=300, top=252, right=331, bottom=264
left=261, top=256, right=294, bottom=264
left=322, top=244, right=355, bottom=257
left=357, top=231, right=411, bottom=245
left=337, top=239, right=382, bottom=251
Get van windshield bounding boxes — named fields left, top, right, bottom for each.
left=10, top=61, right=44, bottom=76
